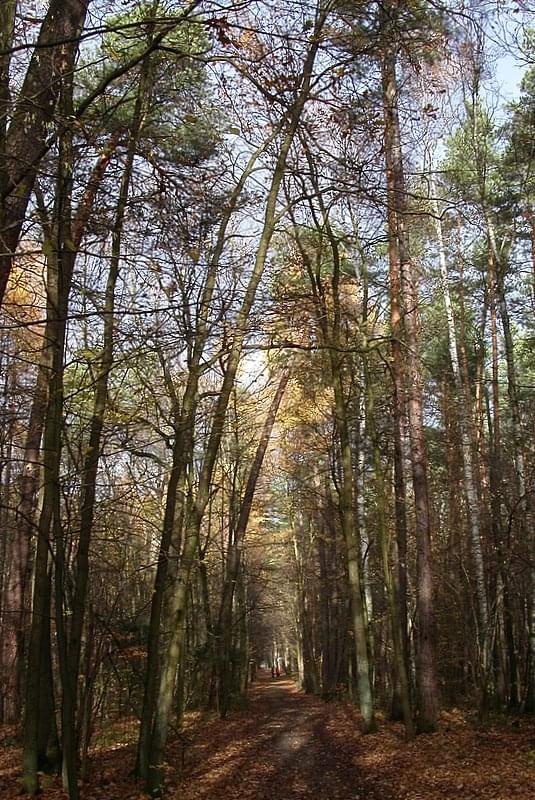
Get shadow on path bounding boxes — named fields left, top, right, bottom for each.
left=180, top=671, right=378, bottom=800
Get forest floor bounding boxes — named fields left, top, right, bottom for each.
left=1, top=673, right=535, bottom=799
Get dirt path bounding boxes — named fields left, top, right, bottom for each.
left=179, top=671, right=374, bottom=800
left=2, top=672, right=533, bottom=799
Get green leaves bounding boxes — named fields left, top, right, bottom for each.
left=102, top=2, right=208, bottom=68
left=442, top=104, right=504, bottom=206
left=76, top=1, right=224, bottom=168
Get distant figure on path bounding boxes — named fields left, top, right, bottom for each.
left=271, top=665, right=276, bottom=679
left=275, top=664, right=280, bottom=678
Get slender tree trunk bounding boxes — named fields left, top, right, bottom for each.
left=355, top=398, right=374, bottom=633
left=49, top=64, right=83, bottom=800
left=431, top=183, right=489, bottom=676
left=293, top=524, right=319, bottom=694
left=363, top=360, right=414, bottom=737
left=59, top=62, right=150, bottom=798
left=382, top=46, right=438, bottom=732
left=380, top=71, right=410, bottom=709
left=136, top=125, right=284, bottom=780
left=22, top=30, right=118, bottom=792
left=0, top=379, right=15, bottom=722
left=486, top=219, right=526, bottom=507
left=0, top=1, right=16, bottom=159
left=0, top=134, right=119, bottom=728
left=524, top=202, right=535, bottom=310
left=335, top=415, right=375, bottom=731
left=483, top=245, right=514, bottom=707
left=317, top=526, right=334, bottom=697
left=2, top=0, right=99, bottom=732
left=23, top=207, right=69, bottom=797
left=330, top=357, right=374, bottom=729
left=136, top=406, right=189, bottom=778
left=217, top=368, right=290, bottom=717
left=1, top=369, right=44, bottom=721
left=294, top=137, right=375, bottom=731
left=485, top=218, right=533, bottom=709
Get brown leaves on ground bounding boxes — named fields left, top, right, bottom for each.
left=1, top=678, right=534, bottom=799
left=323, top=703, right=535, bottom=800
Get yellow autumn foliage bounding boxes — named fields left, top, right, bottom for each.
left=3, top=243, right=46, bottom=359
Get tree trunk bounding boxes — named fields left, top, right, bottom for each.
left=0, top=1, right=16, bottom=159
left=23, top=219, right=69, bottom=796
left=380, top=67, right=410, bottom=712
left=382, top=46, right=438, bottom=732
left=0, top=0, right=89, bottom=306
left=485, top=218, right=532, bottom=710
left=431, top=182, right=489, bottom=676
left=363, top=360, right=414, bottom=737
left=59, top=60, right=150, bottom=798
left=1, top=134, right=119, bottom=729
left=136, top=123, right=285, bottom=781
left=294, top=136, right=376, bottom=731
left=217, top=368, right=290, bottom=717
left=293, top=524, right=319, bottom=694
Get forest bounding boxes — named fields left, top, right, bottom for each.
left=0, top=1, right=534, bottom=798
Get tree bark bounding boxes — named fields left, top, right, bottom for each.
left=217, top=368, right=290, bottom=717
left=431, top=181, right=489, bottom=676
left=381, top=46, right=438, bottom=732
left=0, top=0, right=89, bottom=306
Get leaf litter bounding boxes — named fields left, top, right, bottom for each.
left=1, top=675, right=534, bottom=798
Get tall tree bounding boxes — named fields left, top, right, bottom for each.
left=0, top=0, right=90, bottom=306
left=381, top=33, right=438, bottom=732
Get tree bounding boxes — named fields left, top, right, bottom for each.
left=381, top=27, right=438, bottom=734
left=0, top=0, right=90, bottom=306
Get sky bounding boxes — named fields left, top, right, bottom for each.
left=497, top=54, right=523, bottom=98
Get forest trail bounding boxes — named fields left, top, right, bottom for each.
left=1, top=670, right=535, bottom=799
left=170, top=673, right=535, bottom=800
left=2, top=672, right=535, bottom=799
left=180, top=670, right=373, bottom=800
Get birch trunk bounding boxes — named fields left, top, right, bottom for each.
left=431, top=183, right=489, bottom=674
